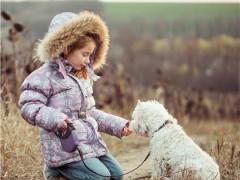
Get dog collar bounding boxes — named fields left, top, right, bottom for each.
left=152, top=120, right=173, bottom=137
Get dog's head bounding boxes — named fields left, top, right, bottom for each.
left=130, top=100, right=176, bottom=136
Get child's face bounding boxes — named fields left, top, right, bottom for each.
left=65, top=41, right=96, bottom=70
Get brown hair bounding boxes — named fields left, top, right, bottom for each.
left=62, top=35, right=96, bottom=79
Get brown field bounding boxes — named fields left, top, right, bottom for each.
left=1, top=103, right=240, bottom=179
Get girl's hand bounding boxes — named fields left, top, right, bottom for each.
left=57, top=118, right=73, bottom=135
left=122, top=127, right=133, bottom=136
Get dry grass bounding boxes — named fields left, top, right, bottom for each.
left=1, top=103, right=43, bottom=179
left=1, top=102, right=240, bottom=179
left=183, top=120, right=240, bottom=179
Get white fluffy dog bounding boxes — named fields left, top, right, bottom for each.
left=130, top=100, right=220, bottom=180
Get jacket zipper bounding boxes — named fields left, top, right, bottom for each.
left=67, top=74, right=107, bottom=155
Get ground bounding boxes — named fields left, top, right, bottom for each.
left=116, top=145, right=151, bottom=180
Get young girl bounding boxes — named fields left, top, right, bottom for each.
left=18, top=11, right=133, bottom=180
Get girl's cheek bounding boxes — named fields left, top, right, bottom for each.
left=78, top=57, right=84, bottom=65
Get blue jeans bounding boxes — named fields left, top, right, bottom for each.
left=43, top=153, right=123, bottom=180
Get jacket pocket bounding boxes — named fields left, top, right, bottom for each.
left=73, top=121, right=88, bottom=141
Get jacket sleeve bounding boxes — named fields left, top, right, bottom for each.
left=89, top=107, right=129, bottom=138
left=18, top=72, right=68, bottom=132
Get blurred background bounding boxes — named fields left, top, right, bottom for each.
left=1, top=0, right=240, bottom=179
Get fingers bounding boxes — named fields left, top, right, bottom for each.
left=57, top=118, right=72, bottom=135
left=65, top=118, right=73, bottom=124
left=57, top=121, right=66, bottom=130
left=61, top=118, right=73, bottom=128
left=123, top=127, right=133, bottom=136
left=57, top=123, right=67, bottom=136
left=126, top=128, right=133, bottom=135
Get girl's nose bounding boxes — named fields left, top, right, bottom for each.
left=85, top=58, right=90, bottom=65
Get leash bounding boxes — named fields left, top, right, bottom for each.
left=55, top=123, right=150, bottom=178
left=77, top=148, right=150, bottom=178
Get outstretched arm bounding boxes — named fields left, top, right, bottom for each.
left=89, top=107, right=131, bottom=138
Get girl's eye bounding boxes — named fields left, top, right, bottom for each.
left=82, top=53, right=89, bottom=57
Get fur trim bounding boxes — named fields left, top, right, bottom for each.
left=35, top=11, right=109, bottom=69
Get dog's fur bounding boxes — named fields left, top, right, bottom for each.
left=130, top=100, right=220, bottom=180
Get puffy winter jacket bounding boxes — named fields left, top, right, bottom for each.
left=18, top=58, right=128, bottom=167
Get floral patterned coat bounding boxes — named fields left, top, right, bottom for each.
left=18, top=58, right=128, bottom=167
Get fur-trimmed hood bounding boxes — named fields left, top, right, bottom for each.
left=35, top=11, right=109, bottom=70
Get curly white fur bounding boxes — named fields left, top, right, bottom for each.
left=130, top=100, right=220, bottom=180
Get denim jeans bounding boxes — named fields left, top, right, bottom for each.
left=43, top=153, right=124, bottom=180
